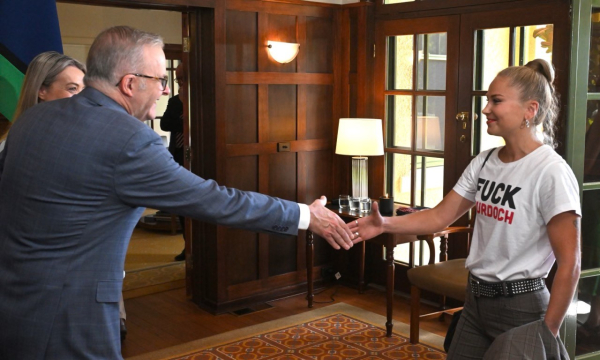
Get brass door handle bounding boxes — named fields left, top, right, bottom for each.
left=456, top=112, right=469, bottom=121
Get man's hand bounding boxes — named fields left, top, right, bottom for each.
left=347, top=201, right=385, bottom=241
left=308, top=196, right=357, bottom=250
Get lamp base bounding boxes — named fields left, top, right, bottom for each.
left=352, top=156, right=368, bottom=200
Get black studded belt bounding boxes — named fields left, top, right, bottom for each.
left=470, top=275, right=545, bottom=298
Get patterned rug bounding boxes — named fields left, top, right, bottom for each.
left=128, top=303, right=446, bottom=360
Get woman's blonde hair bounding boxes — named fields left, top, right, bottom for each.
left=12, top=51, right=86, bottom=121
left=497, top=59, right=559, bottom=148
left=0, top=115, right=10, bottom=143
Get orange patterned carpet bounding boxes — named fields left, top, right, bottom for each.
left=131, top=303, right=446, bottom=360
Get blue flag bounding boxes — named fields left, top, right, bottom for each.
left=0, top=0, right=63, bottom=120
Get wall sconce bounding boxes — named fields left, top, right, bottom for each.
left=267, top=40, right=300, bottom=64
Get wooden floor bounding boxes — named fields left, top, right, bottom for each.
left=121, top=284, right=452, bottom=358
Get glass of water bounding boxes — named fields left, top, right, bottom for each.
left=339, top=195, right=350, bottom=211
left=359, top=198, right=372, bottom=213
left=350, top=197, right=361, bottom=211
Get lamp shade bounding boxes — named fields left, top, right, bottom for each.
left=335, top=118, right=384, bottom=156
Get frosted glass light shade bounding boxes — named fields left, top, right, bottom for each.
left=335, top=118, right=384, bottom=156
left=267, top=41, right=300, bottom=64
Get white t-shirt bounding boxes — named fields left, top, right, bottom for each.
left=453, top=145, right=581, bottom=282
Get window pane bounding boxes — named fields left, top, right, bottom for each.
left=387, top=95, right=413, bottom=148
left=388, top=35, right=414, bottom=90
left=472, top=95, right=505, bottom=155
left=585, top=100, right=600, bottom=182
left=589, top=12, right=600, bottom=92
left=582, top=189, right=600, bottom=271
left=417, top=33, right=447, bottom=91
left=514, top=24, right=553, bottom=66
left=474, top=28, right=510, bottom=91
left=393, top=243, right=410, bottom=265
left=576, top=276, right=600, bottom=356
left=415, top=156, right=444, bottom=208
left=390, top=153, right=412, bottom=205
left=416, top=96, right=445, bottom=151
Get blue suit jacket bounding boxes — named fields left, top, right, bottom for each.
left=0, top=87, right=300, bottom=359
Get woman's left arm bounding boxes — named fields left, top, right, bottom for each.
left=545, top=210, right=581, bottom=336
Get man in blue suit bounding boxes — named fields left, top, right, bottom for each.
left=0, top=26, right=358, bottom=359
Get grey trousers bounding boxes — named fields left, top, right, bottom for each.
left=447, top=275, right=550, bottom=359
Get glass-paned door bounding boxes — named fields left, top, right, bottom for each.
left=375, top=3, right=571, bottom=309
left=569, top=1, right=600, bottom=357
left=376, top=16, right=460, bottom=266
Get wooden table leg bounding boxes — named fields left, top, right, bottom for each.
left=306, top=231, right=314, bottom=308
left=359, top=241, right=366, bottom=293
left=385, top=244, right=395, bottom=337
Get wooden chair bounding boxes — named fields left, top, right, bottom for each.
left=407, top=209, right=476, bottom=344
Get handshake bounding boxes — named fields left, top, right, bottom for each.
left=307, top=196, right=384, bottom=250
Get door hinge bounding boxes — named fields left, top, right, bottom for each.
left=185, top=146, right=192, bottom=162
left=183, top=37, right=190, bottom=53
left=373, top=43, right=376, bottom=58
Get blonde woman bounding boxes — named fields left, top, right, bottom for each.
left=353, top=59, right=580, bottom=358
left=0, top=52, right=85, bottom=153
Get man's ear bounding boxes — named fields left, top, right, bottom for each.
left=117, top=75, right=135, bottom=98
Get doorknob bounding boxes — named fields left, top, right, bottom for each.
left=456, top=112, right=469, bottom=121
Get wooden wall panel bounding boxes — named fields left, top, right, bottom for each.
left=226, top=228, right=259, bottom=284
left=268, top=233, right=298, bottom=276
left=268, top=152, right=297, bottom=201
left=303, top=150, right=333, bottom=202
left=225, top=156, right=259, bottom=285
left=268, top=85, right=297, bottom=142
left=226, top=10, right=257, bottom=72
left=201, top=0, right=340, bottom=313
left=226, top=85, right=258, bottom=144
left=268, top=152, right=298, bottom=276
left=305, top=16, right=333, bottom=73
left=305, top=85, right=333, bottom=140
left=265, top=13, right=297, bottom=73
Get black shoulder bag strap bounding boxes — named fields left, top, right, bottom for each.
left=480, top=147, right=496, bottom=171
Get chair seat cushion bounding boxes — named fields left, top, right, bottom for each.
left=407, top=259, right=468, bottom=301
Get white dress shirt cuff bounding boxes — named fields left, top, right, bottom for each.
left=298, top=203, right=310, bottom=230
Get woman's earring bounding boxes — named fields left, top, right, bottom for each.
left=521, top=119, right=531, bottom=129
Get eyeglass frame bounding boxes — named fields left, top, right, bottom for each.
left=116, top=73, right=169, bottom=91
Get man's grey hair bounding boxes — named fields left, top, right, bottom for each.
left=85, top=26, right=163, bottom=87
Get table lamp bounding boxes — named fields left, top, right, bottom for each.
left=335, top=118, right=384, bottom=201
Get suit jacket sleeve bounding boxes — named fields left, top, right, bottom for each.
left=159, top=95, right=183, bottom=132
left=113, top=126, right=300, bottom=236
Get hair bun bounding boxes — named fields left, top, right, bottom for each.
left=525, top=59, right=555, bottom=85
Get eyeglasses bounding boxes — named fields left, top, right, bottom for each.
left=117, top=73, right=169, bottom=91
